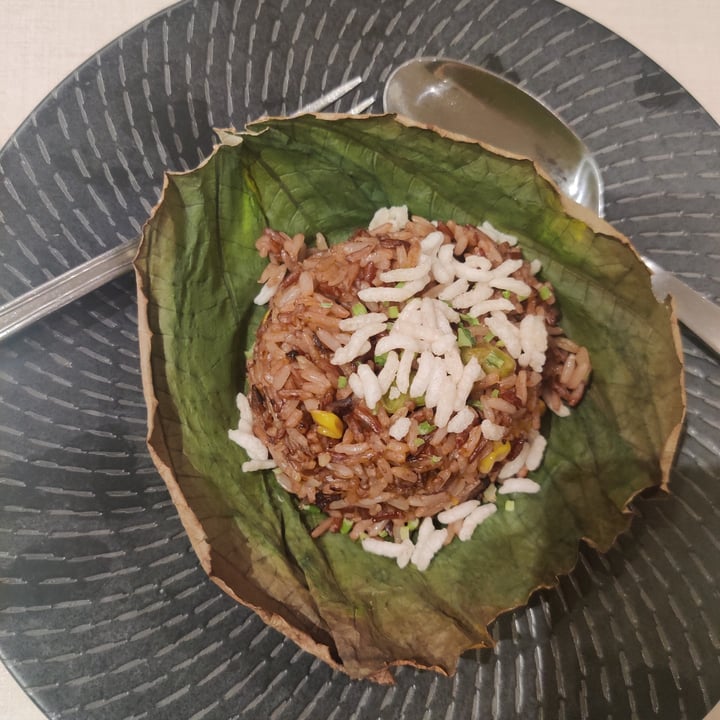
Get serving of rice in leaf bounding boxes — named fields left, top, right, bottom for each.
left=135, top=114, right=685, bottom=682
left=230, top=206, right=592, bottom=572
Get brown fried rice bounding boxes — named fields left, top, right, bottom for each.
left=229, top=206, right=591, bottom=571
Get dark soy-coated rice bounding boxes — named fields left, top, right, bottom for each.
left=242, top=211, right=591, bottom=545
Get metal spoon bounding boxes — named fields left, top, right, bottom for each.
left=384, top=57, right=720, bottom=355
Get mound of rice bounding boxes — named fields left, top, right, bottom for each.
left=229, top=206, right=591, bottom=571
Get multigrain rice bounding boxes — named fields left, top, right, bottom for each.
left=229, top=207, right=592, bottom=570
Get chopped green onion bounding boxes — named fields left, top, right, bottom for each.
left=340, top=517, right=353, bottom=534
left=431, top=455, right=441, bottom=463
left=381, top=391, right=406, bottom=413
left=417, top=421, right=436, bottom=435
left=352, top=302, right=368, bottom=316
left=378, top=529, right=389, bottom=538
left=483, top=484, right=497, bottom=503
left=414, top=437, right=425, bottom=447
left=485, top=351, right=505, bottom=369
left=374, top=353, right=388, bottom=367
left=400, top=525, right=411, bottom=541
left=387, top=305, right=400, bottom=319
left=539, top=285, right=553, bottom=301
left=337, top=376, right=348, bottom=389
left=483, top=331, right=495, bottom=342
left=502, top=290, right=512, bottom=299
left=471, top=399, right=484, bottom=410
left=395, top=281, right=406, bottom=288
left=457, top=326, right=474, bottom=348
left=461, top=343, right=516, bottom=378
left=319, top=301, right=334, bottom=308
left=491, top=388, right=500, bottom=398
left=459, top=313, right=480, bottom=325
left=407, top=518, right=420, bottom=532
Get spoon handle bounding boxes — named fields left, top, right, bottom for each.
left=0, top=238, right=138, bottom=341
left=642, top=256, right=720, bottom=356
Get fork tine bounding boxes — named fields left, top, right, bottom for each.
left=0, top=77, right=374, bottom=343
left=296, top=76, right=363, bottom=114
left=347, top=95, right=377, bottom=115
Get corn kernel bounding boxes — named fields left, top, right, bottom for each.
left=310, top=409, right=344, bottom=439
left=478, top=440, right=511, bottom=474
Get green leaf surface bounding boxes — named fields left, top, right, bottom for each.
left=135, top=114, right=684, bottom=681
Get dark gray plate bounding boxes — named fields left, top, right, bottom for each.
left=1, top=1, right=718, bottom=718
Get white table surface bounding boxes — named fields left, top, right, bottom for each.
left=1, top=2, right=719, bottom=719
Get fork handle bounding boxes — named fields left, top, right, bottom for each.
left=0, top=237, right=138, bottom=341
left=2, top=237, right=718, bottom=358
left=0, top=77, right=370, bottom=343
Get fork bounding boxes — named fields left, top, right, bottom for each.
left=0, top=78, right=375, bottom=342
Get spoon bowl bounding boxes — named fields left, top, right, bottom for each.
left=383, top=56, right=720, bottom=355
left=383, top=57, right=604, bottom=216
